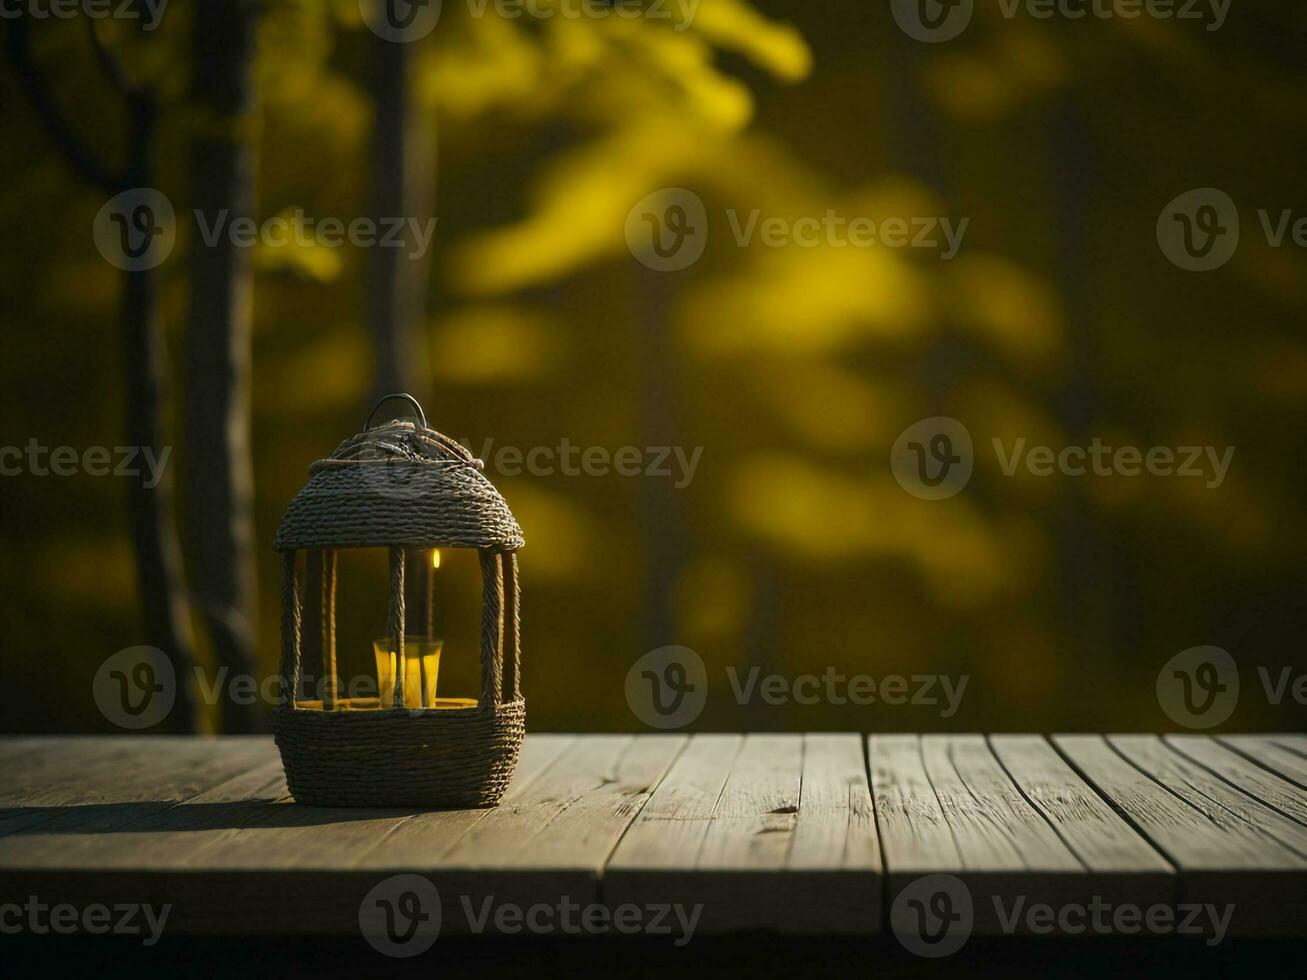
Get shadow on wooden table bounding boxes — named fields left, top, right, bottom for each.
left=7, top=933, right=1306, bottom=979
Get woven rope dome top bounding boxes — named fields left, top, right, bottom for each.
left=274, top=407, right=524, bottom=552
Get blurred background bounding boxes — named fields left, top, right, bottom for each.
left=2, top=0, right=1305, bottom=735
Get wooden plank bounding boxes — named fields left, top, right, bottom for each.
left=695, top=733, right=803, bottom=871
left=787, top=734, right=881, bottom=877
left=1110, top=736, right=1307, bottom=859
left=413, top=733, right=687, bottom=933
left=0, top=735, right=583, bottom=935
left=7, top=734, right=1304, bottom=940
left=602, top=734, right=739, bottom=931
left=0, top=759, right=288, bottom=871
left=0, top=736, right=77, bottom=765
left=989, top=735, right=1174, bottom=887
left=924, top=735, right=1081, bottom=871
left=1056, top=734, right=1307, bottom=936
left=871, top=733, right=961, bottom=878
left=1165, top=736, right=1307, bottom=827
left=1269, top=734, right=1307, bottom=756
left=1220, top=735, right=1307, bottom=789
left=351, top=733, right=577, bottom=869
left=607, top=734, right=879, bottom=933
left=0, top=737, right=277, bottom=838
left=171, top=735, right=578, bottom=872
left=604, top=734, right=741, bottom=874
left=914, top=735, right=1099, bottom=934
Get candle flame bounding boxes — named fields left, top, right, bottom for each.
left=431, top=549, right=441, bottom=569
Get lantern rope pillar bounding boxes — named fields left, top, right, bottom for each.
left=279, top=550, right=302, bottom=706
left=502, top=552, right=521, bottom=701
left=479, top=550, right=503, bottom=704
left=389, top=545, right=406, bottom=709
left=321, top=549, right=338, bottom=709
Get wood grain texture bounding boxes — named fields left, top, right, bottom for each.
left=2, top=735, right=1304, bottom=939
left=607, top=733, right=879, bottom=933
left=989, top=735, right=1174, bottom=878
left=870, top=733, right=960, bottom=877
left=1056, top=734, right=1307, bottom=936
left=1269, top=734, right=1307, bottom=756
left=1219, top=735, right=1307, bottom=789
left=1165, top=735, right=1307, bottom=827
left=1109, top=736, right=1307, bottom=859
left=880, top=734, right=1154, bottom=934
left=0, top=737, right=276, bottom=839
left=0, top=735, right=586, bottom=934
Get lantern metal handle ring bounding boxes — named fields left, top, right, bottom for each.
left=366, top=392, right=428, bottom=431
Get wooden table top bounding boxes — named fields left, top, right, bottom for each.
left=1, top=733, right=1304, bottom=939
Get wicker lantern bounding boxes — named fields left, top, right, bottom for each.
left=272, top=394, right=525, bottom=808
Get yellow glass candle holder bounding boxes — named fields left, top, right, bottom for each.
left=373, top=637, right=442, bottom=709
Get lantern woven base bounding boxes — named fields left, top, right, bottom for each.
left=272, top=698, right=525, bottom=808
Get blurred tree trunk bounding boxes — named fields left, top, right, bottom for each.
left=369, top=36, right=433, bottom=400
left=636, top=268, right=686, bottom=652
left=122, top=96, right=200, bottom=735
left=184, top=0, right=261, bottom=732
left=7, top=15, right=200, bottom=733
